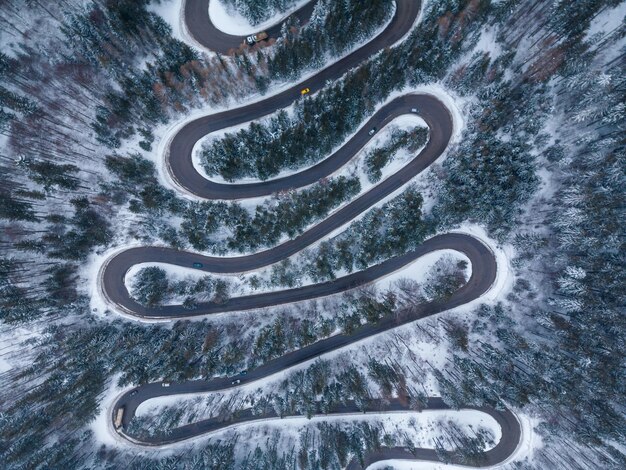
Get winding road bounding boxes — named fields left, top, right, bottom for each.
left=104, top=0, right=522, bottom=467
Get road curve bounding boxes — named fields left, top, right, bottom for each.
left=169, top=94, right=443, bottom=200
left=171, top=0, right=420, bottom=198
left=106, top=0, right=522, bottom=466
left=185, top=0, right=318, bottom=54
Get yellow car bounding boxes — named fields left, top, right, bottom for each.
left=300, top=87, right=310, bottom=96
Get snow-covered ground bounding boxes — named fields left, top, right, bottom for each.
left=0, top=324, right=42, bottom=374
left=471, top=26, right=503, bottom=61
left=148, top=1, right=194, bottom=49
left=209, top=0, right=311, bottom=35
left=585, top=2, right=626, bottom=39
left=584, top=2, right=626, bottom=64
left=91, top=374, right=128, bottom=448
left=378, top=250, right=471, bottom=291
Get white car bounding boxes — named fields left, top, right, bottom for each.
left=411, top=108, right=418, bottom=113
left=368, top=128, right=377, bottom=136
left=161, top=382, right=170, bottom=387
left=246, top=31, right=268, bottom=45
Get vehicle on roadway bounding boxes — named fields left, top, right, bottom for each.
left=246, top=31, right=268, bottom=45
left=114, top=406, right=125, bottom=429
left=129, top=389, right=138, bottom=397
left=193, top=262, right=203, bottom=268
left=411, top=107, right=418, bottom=113
left=161, top=382, right=170, bottom=387
left=300, top=87, right=310, bottom=96
left=231, top=379, right=241, bottom=385
left=368, top=127, right=377, bottom=136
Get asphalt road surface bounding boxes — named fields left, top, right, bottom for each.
left=107, top=1, right=522, bottom=466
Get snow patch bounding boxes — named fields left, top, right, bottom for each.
left=209, top=0, right=311, bottom=35
left=148, top=0, right=188, bottom=46
left=0, top=325, right=41, bottom=373
left=585, top=3, right=626, bottom=39
left=473, top=26, right=503, bottom=60
left=379, top=250, right=471, bottom=291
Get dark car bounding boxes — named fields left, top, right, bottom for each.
left=193, top=262, right=203, bottom=268
left=129, top=389, right=138, bottom=397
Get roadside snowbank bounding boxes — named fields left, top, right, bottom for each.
left=91, top=374, right=131, bottom=448
left=449, top=224, right=515, bottom=309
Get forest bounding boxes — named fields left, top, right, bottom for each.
left=0, top=0, right=624, bottom=469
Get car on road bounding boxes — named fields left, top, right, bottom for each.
left=193, top=262, right=203, bottom=268
left=231, top=379, right=241, bottom=385
left=411, top=108, right=418, bottom=113
left=129, top=389, right=138, bottom=397
left=300, top=87, right=310, bottom=96
left=161, top=382, right=170, bottom=387
left=240, top=370, right=247, bottom=376
left=114, top=406, right=125, bottom=429
left=246, top=32, right=268, bottom=45
left=368, top=127, right=377, bottom=136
